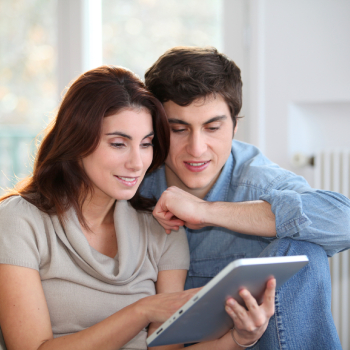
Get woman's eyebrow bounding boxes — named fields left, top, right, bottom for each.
left=105, top=131, right=154, bottom=140
left=105, top=131, right=131, bottom=139
left=142, top=131, right=154, bottom=140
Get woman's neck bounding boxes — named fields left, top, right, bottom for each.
left=81, top=194, right=116, bottom=230
left=80, top=196, right=118, bottom=258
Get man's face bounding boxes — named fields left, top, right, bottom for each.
left=164, top=95, right=235, bottom=198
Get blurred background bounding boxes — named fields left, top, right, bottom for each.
left=0, top=0, right=350, bottom=347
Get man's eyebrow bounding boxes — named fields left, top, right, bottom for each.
left=168, top=115, right=227, bottom=126
left=203, top=115, right=227, bottom=124
left=105, top=131, right=154, bottom=140
left=168, top=118, right=190, bottom=126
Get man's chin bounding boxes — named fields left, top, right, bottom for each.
left=181, top=179, right=210, bottom=192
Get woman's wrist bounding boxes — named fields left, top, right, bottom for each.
left=133, top=297, right=152, bottom=324
left=231, top=328, right=259, bottom=348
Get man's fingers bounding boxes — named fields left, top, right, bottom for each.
left=153, top=208, right=185, bottom=232
left=163, top=211, right=175, bottom=220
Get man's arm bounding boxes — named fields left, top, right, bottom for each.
left=153, top=186, right=276, bottom=236
left=153, top=184, right=350, bottom=256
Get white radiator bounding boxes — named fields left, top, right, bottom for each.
left=314, top=150, right=350, bottom=350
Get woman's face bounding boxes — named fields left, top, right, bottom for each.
left=82, top=108, right=154, bottom=203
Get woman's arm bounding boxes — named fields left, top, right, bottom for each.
left=148, top=269, right=188, bottom=350
left=0, top=265, right=197, bottom=350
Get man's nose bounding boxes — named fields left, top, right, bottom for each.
left=186, top=131, right=207, bottom=157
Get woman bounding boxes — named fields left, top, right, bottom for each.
left=0, top=66, right=275, bottom=350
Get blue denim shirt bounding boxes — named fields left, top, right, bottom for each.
left=140, top=140, right=350, bottom=289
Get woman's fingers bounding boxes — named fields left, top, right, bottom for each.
left=261, top=278, right=276, bottom=317
left=225, top=297, right=253, bottom=329
left=224, top=278, right=276, bottom=341
left=141, top=287, right=202, bottom=323
left=240, top=289, right=268, bottom=329
left=239, top=289, right=259, bottom=311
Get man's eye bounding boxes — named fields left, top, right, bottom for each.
left=171, top=128, right=186, bottom=133
left=207, top=127, right=220, bottom=132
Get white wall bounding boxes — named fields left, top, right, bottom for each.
left=247, top=0, right=350, bottom=184
left=237, top=2, right=350, bottom=348
left=57, top=0, right=102, bottom=95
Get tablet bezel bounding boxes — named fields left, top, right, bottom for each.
left=147, top=255, right=309, bottom=347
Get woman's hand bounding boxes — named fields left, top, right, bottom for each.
left=137, top=287, right=201, bottom=324
left=225, top=278, right=276, bottom=346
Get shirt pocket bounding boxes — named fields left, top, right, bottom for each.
left=188, top=254, right=246, bottom=278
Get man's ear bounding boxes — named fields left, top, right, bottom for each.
left=233, top=122, right=238, bottom=139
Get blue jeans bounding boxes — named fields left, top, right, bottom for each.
left=254, top=238, right=341, bottom=350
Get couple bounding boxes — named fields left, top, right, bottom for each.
left=0, top=47, right=349, bottom=350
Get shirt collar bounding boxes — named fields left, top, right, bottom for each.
left=204, top=152, right=234, bottom=202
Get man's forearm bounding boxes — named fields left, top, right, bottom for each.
left=201, top=200, right=276, bottom=237
left=153, top=187, right=277, bottom=237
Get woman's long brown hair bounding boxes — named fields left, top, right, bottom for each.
left=0, top=66, right=170, bottom=227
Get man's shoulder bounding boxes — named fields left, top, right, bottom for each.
left=231, top=140, right=273, bottom=166
left=230, top=140, right=296, bottom=189
left=141, top=165, right=167, bottom=200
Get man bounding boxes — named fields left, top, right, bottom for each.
left=140, top=46, right=350, bottom=349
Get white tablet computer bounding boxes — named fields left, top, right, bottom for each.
left=147, top=255, right=309, bottom=347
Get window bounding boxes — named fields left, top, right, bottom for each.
left=0, top=0, right=57, bottom=190
left=1, top=0, right=223, bottom=193
left=102, top=0, right=223, bottom=78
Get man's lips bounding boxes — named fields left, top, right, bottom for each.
left=184, top=161, right=210, bottom=172
left=114, top=175, right=139, bottom=186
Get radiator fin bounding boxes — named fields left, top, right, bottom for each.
left=314, top=150, right=350, bottom=350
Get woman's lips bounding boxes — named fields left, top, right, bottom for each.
left=114, top=176, right=139, bottom=187
left=184, top=161, right=210, bottom=172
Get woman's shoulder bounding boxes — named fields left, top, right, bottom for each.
left=0, top=195, right=49, bottom=232
left=0, top=196, right=48, bottom=270
left=119, top=200, right=161, bottom=233
left=117, top=200, right=167, bottom=247
left=0, top=195, right=42, bottom=217
left=118, top=200, right=189, bottom=268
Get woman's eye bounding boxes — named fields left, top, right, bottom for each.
left=141, top=142, right=153, bottom=148
left=111, top=143, right=125, bottom=148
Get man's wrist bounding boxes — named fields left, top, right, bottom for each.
left=199, top=201, right=224, bottom=227
left=199, top=201, right=216, bottom=227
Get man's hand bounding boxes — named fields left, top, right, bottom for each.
left=152, top=186, right=209, bottom=234
left=153, top=186, right=277, bottom=237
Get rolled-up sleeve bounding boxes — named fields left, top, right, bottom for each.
left=260, top=176, right=350, bottom=256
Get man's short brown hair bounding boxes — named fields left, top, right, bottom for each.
left=145, top=46, right=242, bottom=128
